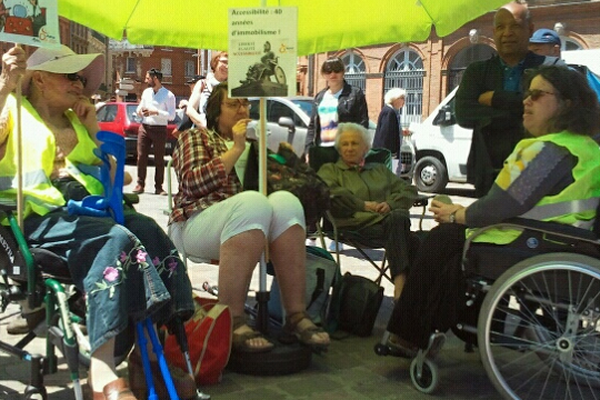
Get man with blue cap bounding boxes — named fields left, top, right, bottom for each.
left=529, top=28, right=561, bottom=57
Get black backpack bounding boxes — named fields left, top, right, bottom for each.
left=329, top=272, right=384, bottom=337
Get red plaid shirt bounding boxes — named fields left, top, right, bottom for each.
left=169, top=128, right=241, bottom=224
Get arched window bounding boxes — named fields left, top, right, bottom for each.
left=383, top=49, right=424, bottom=126
left=341, top=52, right=366, bottom=91
left=448, top=44, right=496, bottom=91
left=563, top=37, right=582, bottom=51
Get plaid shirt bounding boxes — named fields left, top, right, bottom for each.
left=169, top=128, right=241, bottom=224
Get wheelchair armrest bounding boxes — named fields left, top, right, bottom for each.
left=462, top=217, right=600, bottom=263
left=412, top=194, right=430, bottom=208
left=487, top=217, right=598, bottom=242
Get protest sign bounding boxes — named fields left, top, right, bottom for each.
left=228, top=7, right=297, bottom=98
left=0, top=0, right=60, bottom=48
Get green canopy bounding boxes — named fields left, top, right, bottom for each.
left=58, top=0, right=508, bottom=54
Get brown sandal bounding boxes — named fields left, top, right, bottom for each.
left=281, top=312, right=330, bottom=353
left=232, top=316, right=274, bottom=353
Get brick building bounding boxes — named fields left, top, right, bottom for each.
left=1, top=0, right=597, bottom=121
left=297, top=0, right=600, bottom=125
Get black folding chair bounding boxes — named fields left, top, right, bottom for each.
left=308, top=146, right=428, bottom=284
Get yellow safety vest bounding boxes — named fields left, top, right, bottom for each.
left=470, top=131, right=600, bottom=244
left=0, top=95, right=103, bottom=220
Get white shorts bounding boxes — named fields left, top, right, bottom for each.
left=169, top=190, right=305, bottom=262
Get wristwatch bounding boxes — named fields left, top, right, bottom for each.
left=449, top=210, right=457, bottom=223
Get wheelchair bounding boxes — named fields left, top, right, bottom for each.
left=0, top=202, right=100, bottom=399
left=1, top=131, right=207, bottom=399
left=375, top=215, right=600, bottom=399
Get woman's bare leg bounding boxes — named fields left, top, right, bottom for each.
left=270, top=225, right=329, bottom=345
left=219, top=229, right=272, bottom=349
left=89, top=337, right=118, bottom=391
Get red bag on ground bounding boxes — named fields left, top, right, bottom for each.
left=163, top=296, right=232, bottom=385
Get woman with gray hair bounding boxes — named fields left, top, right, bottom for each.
left=373, top=88, right=406, bottom=156
left=318, top=122, right=419, bottom=300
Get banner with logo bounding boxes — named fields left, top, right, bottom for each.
left=0, top=0, right=60, bottom=48
left=228, top=7, right=297, bottom=98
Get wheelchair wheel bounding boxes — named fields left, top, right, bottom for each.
left=410, top=357, right=439, bottom=394
left=478, top=253, right=600, bottom=400
left=274, top=66, right=286, bottom=84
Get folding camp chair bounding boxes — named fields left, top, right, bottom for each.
left=308, top=146, right=428, bottom=285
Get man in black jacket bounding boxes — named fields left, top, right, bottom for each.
left=455, top=1, right=563, bottom=196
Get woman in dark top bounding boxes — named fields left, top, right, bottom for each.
left=305, top=56, right=369, bottom=154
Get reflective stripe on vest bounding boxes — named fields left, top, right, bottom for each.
left=520, top=198, right=599, bottom=221
left=0, top=169, right=48, bottom=191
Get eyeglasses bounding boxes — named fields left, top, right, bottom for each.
left=222, top=100, right=251, bottom=110
left=64, top=73, right=88, bottom=88
left=524, top=89, right=557, bottom=101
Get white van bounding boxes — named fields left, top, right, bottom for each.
left=404, top=86, right=471, bottom=192
left=404, top=49, right=600, bottom=193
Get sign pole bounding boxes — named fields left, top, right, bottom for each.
left=15, top=44, right=23, bottom=230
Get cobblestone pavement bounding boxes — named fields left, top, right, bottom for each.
left=1, top=164, right=502, bottom=400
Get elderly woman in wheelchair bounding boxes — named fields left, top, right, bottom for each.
left=385, top=66, right=600, bottom=396
left=0, top=45, right=197, bottom=400
left=168, top=82, right=329, bottom=354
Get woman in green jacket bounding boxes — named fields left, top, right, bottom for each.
left=317, top=122, right=419, bottom=299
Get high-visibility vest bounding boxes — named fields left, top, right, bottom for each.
left=470, top=131, right=600, bottom=245
left=0, top=95, right=103, bottom=220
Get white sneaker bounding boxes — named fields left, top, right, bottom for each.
left=328, top=241, right=343, bottom=252
left=306, top=238, right=317, bottom=246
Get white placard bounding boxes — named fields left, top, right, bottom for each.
left=0, top=0, right=60, bottom=48
left=228, top=7, right=297, bottom=98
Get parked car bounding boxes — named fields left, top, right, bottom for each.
left=247, top=96, right=378, bottom=158
left=247, top=96, right=312, bottom=157
left=96, top=102, right=179, bottom=159
left=402, top=49, right=600, bottom=193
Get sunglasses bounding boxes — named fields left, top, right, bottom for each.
left=64, top=73, right=88, bottom=88
left=524, top=89, right=557, bottom=101
left=323, top=66, right=344, bottom=74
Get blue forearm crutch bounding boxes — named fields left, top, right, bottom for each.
left=68, top=131, right=181, bottom=399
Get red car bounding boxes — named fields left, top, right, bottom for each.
left=96, top=102, right=179, bottom=159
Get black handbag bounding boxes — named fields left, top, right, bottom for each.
left=329, top=272, right=384, bottom=337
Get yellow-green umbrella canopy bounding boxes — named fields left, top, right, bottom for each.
left=58, top=0, right=508, bottom=54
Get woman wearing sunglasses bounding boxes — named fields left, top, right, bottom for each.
left=0, top=45, right=197, bottom=400
left=385, top=65, right=600, bottom=356
left=305, top=56, right=369, bottom=154
left=169, top=82, right=330, bottom=354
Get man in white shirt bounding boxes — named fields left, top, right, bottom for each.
left=133, top=68, right=176, bottom=195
